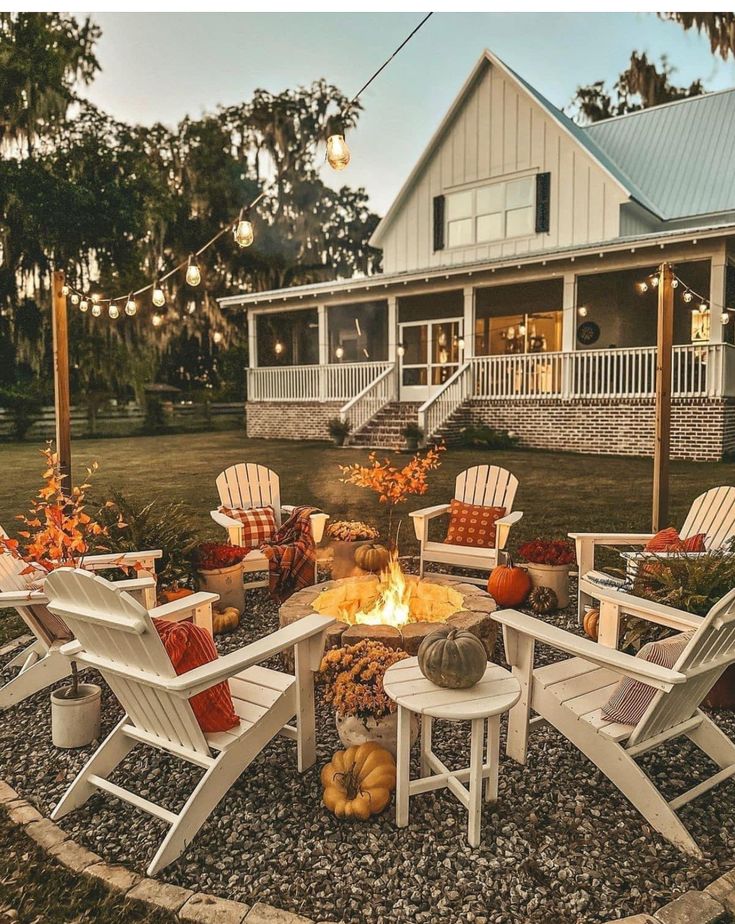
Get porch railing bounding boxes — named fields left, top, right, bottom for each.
left=418, top=362, right=473, bottom=439
left=340, top=364, right=397, bottom=432
left=247, top=361, right=392, bottom=402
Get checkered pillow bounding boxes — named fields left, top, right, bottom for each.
left=444, top=499, right=506, bottom=548
left=220, top=505, right=276, bottom=549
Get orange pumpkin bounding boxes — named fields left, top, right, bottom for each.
left=583, top=608, right=600, bottom=641
left=158, top=587, right=194, bottom=604
left=487, top=557, right=531, bottom=606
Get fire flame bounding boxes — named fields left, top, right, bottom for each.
left=348, top=555, right=413, bottom=629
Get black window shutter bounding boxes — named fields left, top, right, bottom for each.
left=433, top=195, right=445, bottom=251
left=535, top=172, right=551, bottom=233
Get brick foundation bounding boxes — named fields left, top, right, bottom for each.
left=246, top=401, right=342, bottom=441
left=466, top=397, right=735, bottom=461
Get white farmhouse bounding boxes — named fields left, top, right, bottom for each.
left=221, top=50, right=735, bottom=460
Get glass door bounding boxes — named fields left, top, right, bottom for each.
left=399, top=319, right=462, bottom=402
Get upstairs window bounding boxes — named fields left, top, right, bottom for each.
left=445, top=176, right=536, bottom=248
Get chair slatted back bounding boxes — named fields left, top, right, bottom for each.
left=455, top=465, right=518, bottom=512
left=45, top=569, right=211, bottom=758
left=680, top=486, right=735, bottom=550
left=0, top=526, right=72, bottom=648
left=215, top=464, right=282, bottom=527
left=627, top=588, right=735, bottom=748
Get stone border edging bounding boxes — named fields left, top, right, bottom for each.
left=0, top=780, right=315, bottom=924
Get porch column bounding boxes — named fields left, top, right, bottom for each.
left=462, top=286, right=475, bottom=359
left=561, top=271, right=576, bottom=398
left=317, top=304, right=328, bottom=364
left=247, top=310, right=258, bottom=367
left=387, top=295, right=398, bottom=400
left=709, top=246, right=727, bottom=345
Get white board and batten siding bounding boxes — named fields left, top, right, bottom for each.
left=376, top=53, right=628, bottom=275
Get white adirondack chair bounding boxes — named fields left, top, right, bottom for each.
left=410, top=465, right=523, bottom=585
left=210, top=463, right=329, bottom=589
left=45, top=568, right=334, bottom=876
left=0, top=535, right=163, bottom=710
left=494, top=588, right=735, bottom=856
left=571, top=485, right=735, bottom=621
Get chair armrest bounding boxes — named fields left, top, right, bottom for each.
left=620, top=550, right=711, bottom=561
left=167, top=614, right=336, bottom=696
left=81, top=550, right=162, bottom=572
left=496, top=510, right=523, bottom=551
left=409, top=504, right=450, bottom=542
left=578, top=579, right=703, bottom=633
left=0, top=589, right=48, bottom=606
left=148, top=592, right=219, bottom=621
left=495, top=608, right=686, bottom=692
left=282, top=507, right=330, bottom=544
left=114, top=577, right=157, bottom=593
left=210, top=509, right=241, bottom=530
left=568, top=532, right=654, bottom=545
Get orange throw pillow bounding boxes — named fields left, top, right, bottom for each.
left=444, top=500, right=506, bottom=548
left=645, top=527, right=707, bottom=553
left=153, top=619, right=239, bottom=734
left=681, top=532, right=707, bottom=552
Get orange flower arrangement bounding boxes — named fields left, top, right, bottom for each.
left=339, top=445, right=444, bottom=546
left=1, top=447, right=108, bottom=575
left=319, top=640, right=409, bottom=720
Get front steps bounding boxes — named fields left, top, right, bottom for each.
left=349, top=402, right=422, bottom=450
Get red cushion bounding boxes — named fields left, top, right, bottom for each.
left=645, top=527, right=683, bottom=552
left=153, top=619, right=239, bottom=733
left=220, top=505, right=276, bottom=549
left=681, top=532, right=707, bottom=552
left=444, top=500, right=506, bottom=548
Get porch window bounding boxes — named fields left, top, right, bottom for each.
left=328, top=301, right=388, bottom=362
left=256, top=309, right=318, bottom=366
left=474, top=279, right=563, bottom=355
left=446, top=176, right=535, bottom=248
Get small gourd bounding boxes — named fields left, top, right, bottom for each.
left=487, top=556, right=531, bottom=607
left=583, top=608, right=600, bottom=641
left=212, top=606, right=240, bottom=635
left=321, top=742, right=396, bottom=820
left=417, top=626, right=487, bottom=689
left=354, top=542, right=391, bottom=574
left=528, top=585, right=558, bottom=614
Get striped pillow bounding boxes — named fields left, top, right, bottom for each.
left=601, top=631, right=694, bottom=726
left=154, top=618, right=239, bottom=733
left=644, top=528, right=706, bottom=553
left=220, top=505, right=276, bottom=548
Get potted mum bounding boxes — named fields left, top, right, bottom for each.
left=517, top=538, right=575, bottom=609
left=401, top=422, right=424, bottom=452
left=319, top=640, right=419, bottom=756
left=193, top=542, right=248, bottom=613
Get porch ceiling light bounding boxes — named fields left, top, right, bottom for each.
left=186, top=255, right=202, bottom=287
left=397, top=343, right=405, bottom=357
left=335, top=346, right=345, bottom=359
left=274, top=340, right=284, bottom=355
left=577, top=306, right=588, bottom=318
left=722, top=312, right=731, bottom=325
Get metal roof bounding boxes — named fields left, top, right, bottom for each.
left=583, top=89, right=735, bottom=221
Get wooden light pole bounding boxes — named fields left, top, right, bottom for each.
left=51, top=269, right=72, bottom=487
left=652, top=262, right=674, bottom=531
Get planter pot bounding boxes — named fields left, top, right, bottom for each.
left=331, top=435, right=347, bottom=447
left=705, top=664, right=735, bottom=709
left=198, top=562, right=245, bottom=613
left=336, top=711, right=419, bottom=758
left=404, top=437, right=420, bottom=452
left=51, top=683, right=101, bottom=748
left=524, top=563, right=570, bottom=609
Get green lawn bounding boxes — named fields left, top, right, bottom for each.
left=2, top=430, right=733, bottom=549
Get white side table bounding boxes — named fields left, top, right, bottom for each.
left=383, top=657, right=521, bottom=847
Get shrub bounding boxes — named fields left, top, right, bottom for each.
left=402, top=422, right=424, bottom=441
left=0, top=385, right=43, bottom=441
left=459, top=426, right=519, bottom=450
left=518, top=538, right=575, bottom=566
left=327, top=417, right=351, bottom=439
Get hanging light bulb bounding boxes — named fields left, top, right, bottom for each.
left=108, top=304, right=120, bottom=319
left=699, top=302, right=709, bottom=314
left=70, top=293, right=80, bottom=306
left=326, top=132, right=351, bottom=171
left=577, top=305, right=588, bottom=318
left=61, top=284, right=70, bottom=296
left=335, top=346, right=345, bottom=360
left=650, top=275, right=659, bottom=288
left=91, top=292, right=100, bottom=304
left=233, top=210, right=254, bottom=248
left=637, top=281, right=649, bottom=294
left=125, top=294, right=137, bottom=316
left=152, top=282, right=166, bottom=308
left=672, top=278, right=679, bottom=289
left=151, top=312, right=163, bottom=328
left=186, top=255, right=201, bottom=287
left=79, top=298, right=89, bottom=313
left=721, top=311, right=731, bottom=325
left=91, top=303, right=102, bottom=318
left=274, top=340, right=284, bottom=356
left=683, top=291, right=693, bottom=303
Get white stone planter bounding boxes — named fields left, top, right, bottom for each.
left=524, top=563, right=570, bottom=609
left=336, top=711, right=419, bottom=758
left=51, top=683, right=101, bottom=749
left=198, top=562, right=245, bottom=613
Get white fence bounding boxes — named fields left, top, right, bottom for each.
left=247, top=362, right=393, bottom=402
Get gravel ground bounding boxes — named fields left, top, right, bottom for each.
left=2, top=570, right=735, bottom=924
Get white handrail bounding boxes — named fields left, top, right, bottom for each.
left=418, top=362, right=472, bottom=439
left=247, top=361, right=392, bottom=402
left=340, top=364, right=397, bottom=433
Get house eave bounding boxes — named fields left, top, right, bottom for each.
left=219, top=221, right=735, bottom=310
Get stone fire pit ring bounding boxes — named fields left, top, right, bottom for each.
left=279, top=574, right=498, bottom=663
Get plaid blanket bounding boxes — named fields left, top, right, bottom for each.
left=260, top=505, right=319, bottom=603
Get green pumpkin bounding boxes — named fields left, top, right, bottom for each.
left=417, top=626, right=488, bottom=689
left=354, top=542, right=391, bottom=574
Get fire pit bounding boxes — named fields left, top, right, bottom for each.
left=279, top=565, right=497, bottom=659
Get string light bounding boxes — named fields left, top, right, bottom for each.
left=91, top=304, right=102, bottom=318
left=79, top=298, right=89, bottom=313
left=70, top=293, right=80, bottom=305
left=637, top=281, right=649, bottom=293
left=125, top=294, right=137, bottom=317
left=671, top=278, right=679, bottom=289
left=91, top=292, right=99, bottom=304
left=683, top=290, right=693, bottom=303
left=61, top=284, right=70, bottom=296
left=638, top=267, right=735, bottom=327
left=326, top=131, right=351, bottom=171
left=152, top=283, right=166, bottom=308
left=108, top=304, right=120, bottom=319
left=233, top=210, right=254, bottom=248
left=185, top=255, right=201, bottom=287
left=151, top=312, right=163, bottom=328
left=699, top=302, right=708, bottom=315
